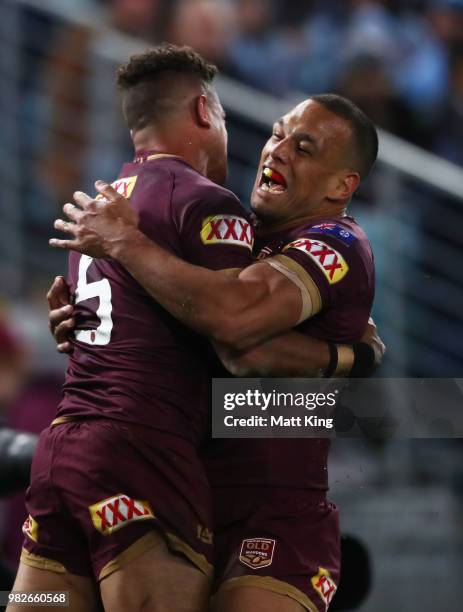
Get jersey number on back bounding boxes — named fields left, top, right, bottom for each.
left=75, top=255, right=113, bottom=346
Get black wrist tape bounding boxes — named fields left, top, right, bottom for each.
left=324, top=342, right=339, bottom=378
left=350, top=342, right=376, bottom=378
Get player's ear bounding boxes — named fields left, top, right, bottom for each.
left=327, top=171, right=360, bottom=201
left=194, top=95, right=212, bottom=128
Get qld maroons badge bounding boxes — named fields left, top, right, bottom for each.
left=239, top=537, right=276, bottom=569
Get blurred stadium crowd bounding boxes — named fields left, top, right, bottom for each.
left=1, top=0, right=463, bottom=608
left=88, top=0, right=463, bottom=163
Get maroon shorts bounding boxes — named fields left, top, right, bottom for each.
left=212, top=487, right=340, bottom=612
left=21, top=419, right=213, bottom=581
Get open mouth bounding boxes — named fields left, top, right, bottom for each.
left=259, top=166, right=287, bottom=194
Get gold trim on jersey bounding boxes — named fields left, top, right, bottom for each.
left=264, top=254, right=322, bottom=322
left=335, top=345, right=355, bottom=377
left=215, top=575, right=319, bottom=612
left=51, top=416, right=78, bottom=427
left=146, top=153, right=181, bottom=162
left=20, top=549, right=67, bottom=575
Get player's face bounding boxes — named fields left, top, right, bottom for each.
left=251, top=100, right=353, bottom=224
left=206, top=92, right=228, bottom=186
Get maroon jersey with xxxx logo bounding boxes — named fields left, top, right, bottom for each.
left=56, top=154, right=254, bottom=445
left=205, top=216, right=375, bottom=490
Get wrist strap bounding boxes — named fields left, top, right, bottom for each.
left=324, top=342, right=338, bottom=378
left=350, top=342, right=376, bottom=377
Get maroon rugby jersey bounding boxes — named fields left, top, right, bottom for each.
left=205, top=216, right=375, bottom=489
left=56, top=154, right=254, bottom=445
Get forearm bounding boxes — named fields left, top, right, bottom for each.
left=111, top=229, right=298, bottom=349
left=215, top=332, right=330, bottom=377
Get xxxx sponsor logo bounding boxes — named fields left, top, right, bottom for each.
left=201, top=215, right=253, bottom=250
left=239, top=538, right=276, bottom=569
left=311, top=567, right=337, bottom=607
left=22, top=515, right=39, bottom=543
left=96, top=176, right=138, bottom=200
left=283, top=238, right=348, bottom=284
left=89, top=494, right=155, bottom=535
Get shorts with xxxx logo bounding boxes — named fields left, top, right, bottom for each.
left=21, top=419, right=213, bottom=581
left=212, top=487, right=340, bottom=612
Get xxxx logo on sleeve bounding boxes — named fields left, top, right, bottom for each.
left=89, top=494, right=155, bottom=535
left=22, top=515, right=39, bottom=543
left=239, top=537, right=276, bottom=569
left=96, top=176, right=138, bottom=200
left=283, top=238, right=348, bottom=284
left=201, top=215, right=253, bottom=250
left=311, top=567, right=337, bottom=607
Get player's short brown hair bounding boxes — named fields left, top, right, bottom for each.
left=116, top=43, right=218, bottom=131
left=310, top=94, right=378, bottom=181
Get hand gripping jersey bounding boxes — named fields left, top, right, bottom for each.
left=56, top=154, right=254, bottom=446
left=205, top=216, right=375, bottom=490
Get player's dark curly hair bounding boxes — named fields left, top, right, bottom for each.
left=310, top=94, right=379, bottom=181
left=117, top=43, right=217, bottom=88
left=116, top=44, right=218, bottom=130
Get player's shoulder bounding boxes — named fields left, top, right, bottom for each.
left=290, top=217, right=371, bottom=258
left=171, top=159, right=243, bottom=209
left=302, top=217, right=366, bottom=246
left=164, top=158, right=249, bottom=231
left=279, top=216, right=373, bottom=288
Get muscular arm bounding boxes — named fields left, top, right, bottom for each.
left=113, top=233, right=302, bottom=350
left=214, top=333, right=330, bottom=377
left=47, top=277, right=384, bottom=377
left=52, top=184, right=307, bottom=350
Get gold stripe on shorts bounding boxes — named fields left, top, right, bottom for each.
left=99, top=530, right=213, bottom=581
left=99, top=531, right=164, bottom=581
left=216, top=575, right=319, bottom=612
left=20, top=549, right=67, bottom=574
left=166, top=531, right=213, bottom=578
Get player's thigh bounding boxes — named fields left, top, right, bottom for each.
left=212, top=585, right=306, bottom=612
left=99, top=529, right=211, bottom=612
left=7, top=562, right=100, bottom=612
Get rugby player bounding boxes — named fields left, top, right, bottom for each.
left=11, top=46, right=365, bottom=612
left=50, top=93, right=381, bottom=612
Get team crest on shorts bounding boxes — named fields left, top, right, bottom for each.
left=311, top=567, right=337, bottom=607
left=89, top=494, right=155, bottom=535
left=22, top=515, right=39, bottom=543
left=239, top=538, right=276, bottom=569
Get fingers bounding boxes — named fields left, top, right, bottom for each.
left=54, top=218, right=78, bottom=236
left=49, top=305, right=75, bottom=354
left=46, top=276, right=71, bottom=310
left=49, top=304, right=73, bottom=331
left=57, top=341, right=74, bottom=354
left=63, top=202, right=82, bottom=222
left=49, top=237, right=82, bottom=251
left=95, top=180, right=120, bottom=201
left=54, top=317, right=75, bottom=344
left=73, top=190, right=95, bottom=209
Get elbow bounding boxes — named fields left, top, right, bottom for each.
left=210, top=316, right=251, bottom=351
